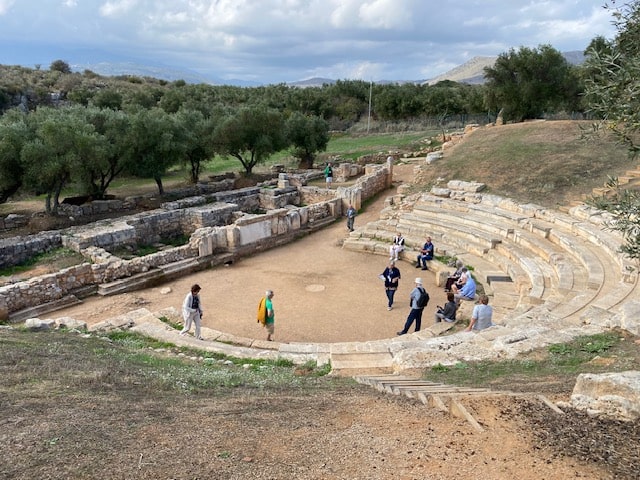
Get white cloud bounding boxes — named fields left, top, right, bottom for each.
left=99, top=0, right=138, bottom=18
left=0, top=0, right=16, bottom=15
left=0, top=0, right=621, bottom=84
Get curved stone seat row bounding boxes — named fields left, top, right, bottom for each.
left=46, top=181, right=640, bottom=375
left=349, top=188, right=638, bottom=326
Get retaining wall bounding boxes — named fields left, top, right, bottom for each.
left=0, top=162, right=392, bottom=320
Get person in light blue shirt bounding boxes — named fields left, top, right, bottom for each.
left=467, top=295, right=494, bottom=331
left=454, top=274, right=476, bottom=305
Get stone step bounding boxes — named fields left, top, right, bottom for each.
left=9, top=295, right=82, bottom=323
left=97, top=269, right=165, bottom=296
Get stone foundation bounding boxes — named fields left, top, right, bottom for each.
left=0, top=162, right=392, bottom=320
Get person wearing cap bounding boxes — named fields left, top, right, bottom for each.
left=397, top=277, right=428, bottom=335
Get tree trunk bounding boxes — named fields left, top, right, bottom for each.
left=155, top=176, right=164, bottom=195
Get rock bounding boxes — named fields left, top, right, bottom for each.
left=54, top=317, right=88, bottom=330
left=570, top=371, right=640, bottom=421
left=24, top=317, right=56, bottom=331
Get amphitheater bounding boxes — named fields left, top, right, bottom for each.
left=4, top=151, right=639, bottom=378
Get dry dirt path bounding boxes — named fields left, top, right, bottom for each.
left=52, top=163, right=448, bottom=343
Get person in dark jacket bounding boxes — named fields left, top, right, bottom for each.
left=380, top=260, right=401, bottom=311
left=434, top=292, right=457, bottom=323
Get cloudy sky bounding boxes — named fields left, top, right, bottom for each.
left=0, top=0, right=617, bottom=84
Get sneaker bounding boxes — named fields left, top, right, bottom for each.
left=396, top=331, right=405, bottom=336
left=415, top=264, right=421, bottom=268
left=421, top=267, right=428, bottom=270
left=387, top=306, right=393, bottom=311
left=179, top=331, right=187, bottom=336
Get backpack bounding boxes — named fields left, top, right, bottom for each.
left=416, top=287, right=430, bottom=309
left=256, top=297, right=267, bottom=326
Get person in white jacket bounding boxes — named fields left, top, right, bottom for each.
left=181, top=284, right=204, bottom=340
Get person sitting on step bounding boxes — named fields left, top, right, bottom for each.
left=452, top=266, right=468, bottom=291
left=453, top=273, right=476, bottom=306
left=415, top=236, right=434, bottom=270
left=444, top=260, right=465, bottom=292
left=435, top=292, right=457, bottom=323
left=389, top=232, right=405, bottom=262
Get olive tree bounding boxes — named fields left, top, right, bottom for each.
left=584, top=1, right=640, bottom=259
left=285, top=112, right=329, bottom=169
left=214, top=106, right=288, bottom=175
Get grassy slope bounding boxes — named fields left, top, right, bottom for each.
left=423, top=120, right=636, bottom=208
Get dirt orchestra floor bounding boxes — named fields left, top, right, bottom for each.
left=52, top=164, right=447, bottom=343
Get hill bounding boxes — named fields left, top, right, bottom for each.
left=423, top=120, right=635, bottom=208
left=423, top=51, right=585, bottom=86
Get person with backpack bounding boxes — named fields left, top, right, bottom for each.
left=397, top=277, right=429, bottom=335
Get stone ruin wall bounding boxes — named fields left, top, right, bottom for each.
left=0, top=162, right=391, bottom=320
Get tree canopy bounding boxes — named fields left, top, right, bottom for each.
left=584, top=1, right=640, bottom=260
left=214, top=106, right=288, bottom=175
left=484, top=45, right=582, bottom=122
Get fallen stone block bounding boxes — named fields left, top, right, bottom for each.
left=571, top=371, right=640, bottom=421
left=24, top=318, right=56, bottom=331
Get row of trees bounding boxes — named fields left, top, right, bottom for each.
left=2, top=1, right=640, bottom=218
left=1, top=45, right=593, bottom=129
left=0, top=105, right=329, bottom=213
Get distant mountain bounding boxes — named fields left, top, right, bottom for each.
left=70, top=61, right=261, bottom=87
left=423, top=51, right=586, bottom=86
left=286, top=77, right=336, bottom=88
left=68, top=50, right=587, bottom=87
left=423, top=56, right=497, bottom=86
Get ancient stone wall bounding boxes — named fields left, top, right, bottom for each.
left=0, top=162, right=390, bottom=320
left=0, top=231, right=63, bottom=268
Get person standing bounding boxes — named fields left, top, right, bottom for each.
left=397, top=277, right=428, bottom=335
left=324, top=162, right=333, bottom=189
left=381, top=260, right=401, bottom=311
left=181, top=284, right=203, bottom=340
left=346, top=204, right=356, bottom=231
left=466, top=295, right=494, bottom=331
left=265, top=290, right=275, bottom=341
left=435, top=292, right=457, bottom=323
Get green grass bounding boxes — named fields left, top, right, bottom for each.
left=0, top=247, right=85, bottom=276
left=21, top=329, right=334, bottom=395
left=422, top=332, right=627, bottom=390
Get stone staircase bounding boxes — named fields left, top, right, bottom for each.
left=353, top=374, right=563, bottom=433
left=590, top=164, right=640, bottom=198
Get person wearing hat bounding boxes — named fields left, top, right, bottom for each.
left=397, top=277, right=429, bottom=335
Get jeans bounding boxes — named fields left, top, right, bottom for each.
left=385, top=288, right=397, bottom=307
left=400, top=308, right=423, bottom=333
left=416, top=254, right=433, bottom=268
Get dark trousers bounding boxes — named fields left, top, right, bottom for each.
left=444, top=276, right=459, bottom=291
left=400, top=308, right=423, bottom=333
left=385, top=288, right=397, bottom=307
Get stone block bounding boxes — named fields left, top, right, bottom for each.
left=24, top=318, right=56, bottom=331
left=571, top=371, right=640, bottom=421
